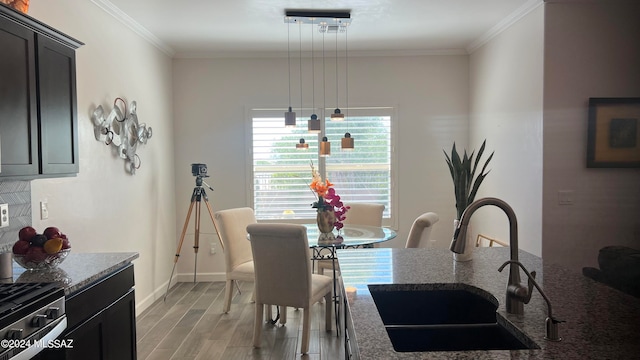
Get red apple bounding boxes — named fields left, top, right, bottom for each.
left=12, top=240, right=30, bottom=255
left=25, top=246, right=48, bottom=263
left=61, top=234, right=71, bottom=249
left=19, top=226, right=37, bottom=242
left=43, top=227, right=62, bottom=239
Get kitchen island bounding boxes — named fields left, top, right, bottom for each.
left=12, top=252, right=139, bottom=360
left=337, top=247, right=640, bottom=359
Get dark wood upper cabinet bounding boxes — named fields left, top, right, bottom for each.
left=0, top=4, right=83, bottom=179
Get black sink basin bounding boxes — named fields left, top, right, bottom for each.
left=368, top=284, right=499, bottom=325
left=368, top=284, right=539, bottom=352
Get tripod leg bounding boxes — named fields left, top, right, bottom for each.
left=164, top=198, right=196, bottom=301
left=193, top=199, right=202, bottom=283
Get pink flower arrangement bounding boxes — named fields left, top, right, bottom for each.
left=309, top=162, right=349, bottom=230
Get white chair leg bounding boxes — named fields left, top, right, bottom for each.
left=223, top=279, right=233, bottom=313
left=301, top=307, right=311, bottom=354
left=325, top=291, right=332, bottom=331
left=253, top=302, right=263, bottom=348
left=279, top=306, right=287, bottom=325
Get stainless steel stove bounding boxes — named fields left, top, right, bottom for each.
left=0, top=283, right=67, bottom=360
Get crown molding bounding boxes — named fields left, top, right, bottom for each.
left=173, top=48, right=468, bottom=59
left=466, top=0, right=543, bottom=54
left=90, top=0, right=175, bottom=57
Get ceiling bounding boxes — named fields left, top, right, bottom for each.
left=99, top=0, right=541, bottom=57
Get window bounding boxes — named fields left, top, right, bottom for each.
left=249, top=107, right=396, bottom=227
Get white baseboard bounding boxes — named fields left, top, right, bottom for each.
left=135, top=276, right=174, bottom=316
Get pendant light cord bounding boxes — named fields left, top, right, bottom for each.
left=287, top=21, right=291, bottom=108
left=323, top=32, right=326, bottom=118
left=335, top=31, right=339, bottom=109
left=299, top=21, right=303, bottom=118
left=311, top=19, right=315, bottom=113
left=345, top=25, right=349, bottom=124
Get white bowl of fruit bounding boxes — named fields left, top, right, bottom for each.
left=12, top=226, right=71, bottom=271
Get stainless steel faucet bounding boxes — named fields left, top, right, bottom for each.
left=499, top=260, right=563, bottom=342
left=450, top=197, right=528, bottom=314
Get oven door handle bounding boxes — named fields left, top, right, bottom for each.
left=11, top=317, right=67, bottom=360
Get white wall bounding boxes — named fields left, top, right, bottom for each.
left=27, top=0, right=176, bottom=313
left=468, top=5, right=544, bottom=256
left=172, top=55, right=470, bottom=276
left=543, top=0, right=640, bottom=271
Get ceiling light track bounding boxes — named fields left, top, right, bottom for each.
left=284, top=10, right=351, bottom=27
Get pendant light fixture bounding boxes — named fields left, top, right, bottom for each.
left=330, top=29, right=344, bottom=121
left=320, top=136, right=331, bottom=157
left=284, top=20, right=296, bottom=127
left=296, top=138, right=309, bottom=149
left=284, top=10, right=351, bottom=154
left=341, top=25, right=354, bottom=150
left=307, top=18, right=321, bottom=134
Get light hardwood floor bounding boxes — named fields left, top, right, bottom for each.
left=136, top=281, right=345, bottom=360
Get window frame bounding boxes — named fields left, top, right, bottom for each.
left=246, top=106, right=398, bottom=229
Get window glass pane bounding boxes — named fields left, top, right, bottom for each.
left=251, top=108, right=393, bottom=222
left=325, top=114, right=392, bottom=219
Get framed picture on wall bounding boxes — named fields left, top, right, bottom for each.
left=587, top=97, right=640, bottom=168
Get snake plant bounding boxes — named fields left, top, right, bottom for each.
left=444, top=140, right=494, bottom=219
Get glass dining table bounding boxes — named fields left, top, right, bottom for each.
left=305, top=223, right=397, bottom=335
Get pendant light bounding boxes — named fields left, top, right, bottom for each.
left=320, top=136, right=331, bottom=157
left=307, top=18, right=321, bottom=134
left=296, top=138, right=309, bottom=149
left=341, top=25, right=354, bottom=150
left=284, top=20, right=296, bottom=127
left=330, top=30, right=344, bottom=121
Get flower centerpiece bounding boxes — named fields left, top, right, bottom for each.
left=309, top=161, right=349, bottom=240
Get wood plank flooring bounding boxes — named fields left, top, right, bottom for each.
left=136, top=281, right=345, bottom=360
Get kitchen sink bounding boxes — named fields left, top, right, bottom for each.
left=368, top=284, right=539, bottom=352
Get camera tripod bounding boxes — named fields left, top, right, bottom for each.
left=164, top=175, right=224, bottom=301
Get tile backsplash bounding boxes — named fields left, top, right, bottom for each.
left=0, top=181, right=31, bottom=252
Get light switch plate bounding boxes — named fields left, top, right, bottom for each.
left=558, top=190, right=574, bottom=205
left=0, top=204, right=8, bottom=228
left=40, top=200, right=49, bottom=220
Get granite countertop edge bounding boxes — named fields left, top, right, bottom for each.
left=11, top=252, right=139, bottom=295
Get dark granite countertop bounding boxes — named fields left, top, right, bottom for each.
left=7, top=252, right=139, bottom=295
left=336, top=247, right=640, bottom=359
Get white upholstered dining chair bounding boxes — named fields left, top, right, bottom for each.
left=213, top=207, right=257, bottom=313
left=405, top=212, right=439, bottom=248
left=247, top=223, right=333, bottom=354
left=343, top=203, right=385, bottom=227
left=317, top=202, right=386, bottom=275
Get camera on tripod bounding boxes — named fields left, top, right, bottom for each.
left=191, top=163, right=208, bottom=177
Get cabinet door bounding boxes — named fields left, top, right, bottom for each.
left=0, top=18, right=39, bottom=176
left=104, top=289, right=137, bottom=360
left=37, top=35, right=79, bottom=175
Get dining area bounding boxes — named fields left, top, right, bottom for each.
left=135, top=201, right=440, bottom=359
left=212, top=202, right=437, bottom=353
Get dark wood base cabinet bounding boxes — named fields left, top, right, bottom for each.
left=35, top=264, right=137, bottom=360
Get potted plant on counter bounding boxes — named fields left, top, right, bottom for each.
left=443, top=139, right=494, bottom=261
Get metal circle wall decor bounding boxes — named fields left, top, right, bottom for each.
left=91, top=98, right=152, bottom=175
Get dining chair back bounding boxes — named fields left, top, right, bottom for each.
left=247, top=223, right=333, bottom=354
left=405, top=212, right=439, bottom=248
left=214, top=207, right=257, bottom=313
left=343, top=203, right=385, bottom=226
left=317, top=202, right=386, bottom=275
